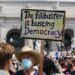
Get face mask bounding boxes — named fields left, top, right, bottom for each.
left=21, top=59, right=33, bottom=70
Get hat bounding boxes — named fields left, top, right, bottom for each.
left=15, top=46, right=40, bottom=66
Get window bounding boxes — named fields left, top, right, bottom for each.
left=6, top=29, right=24, bottom=48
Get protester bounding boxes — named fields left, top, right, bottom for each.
left=43, top=56, right=65, bottom=75
left=0, top=42, right=15, bottom=75
left=15, top=46, right=46, bottom=75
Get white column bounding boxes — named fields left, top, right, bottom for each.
left=24, top=39, right=33, bottom=49
left=24, top=39, right=29, bottom=46
left=0, top=6, right=4, bottom=42
left=28, top=39, right=33, bottom=49
left=71, top=37, right=75, bottom=50
left=35, top=40, right=41, bottom=50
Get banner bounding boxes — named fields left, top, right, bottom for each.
left=21, top=9, right=65, bottom=41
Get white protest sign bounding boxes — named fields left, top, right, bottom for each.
left=21, top=9, right=65, bottom=41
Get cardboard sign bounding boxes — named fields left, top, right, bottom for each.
left=21, top=9, right=65, bottom=41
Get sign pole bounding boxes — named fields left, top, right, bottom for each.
left=39, top=40, right=44, bottom=75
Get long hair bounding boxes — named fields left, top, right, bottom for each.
left=43, top=57, right=59, bottom=75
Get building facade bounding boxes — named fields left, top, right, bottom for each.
left=0, top=0, right=75, bottom=51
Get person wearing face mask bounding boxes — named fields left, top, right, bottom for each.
left=0, top=42, right=15, bottom=75
left=15, top=46, right=46, bottom=75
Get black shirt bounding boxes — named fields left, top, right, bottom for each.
left=14, top=70, right=25, bottom=75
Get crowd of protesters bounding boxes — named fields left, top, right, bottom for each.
left=0, top=42, right=75, bottom=75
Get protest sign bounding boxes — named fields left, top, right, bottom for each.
left=21, top=9, right=65, bottom=41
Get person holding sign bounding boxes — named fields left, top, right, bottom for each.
left=15, top=46, right=46, bottom=75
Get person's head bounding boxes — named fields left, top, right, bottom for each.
left=0, top=42, right=15, bottom=70
left=67, top=64, right=74, bottom=70
left=43, top=57, right=59, bottom=75
left=16, top=46, right=40, bottom=71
